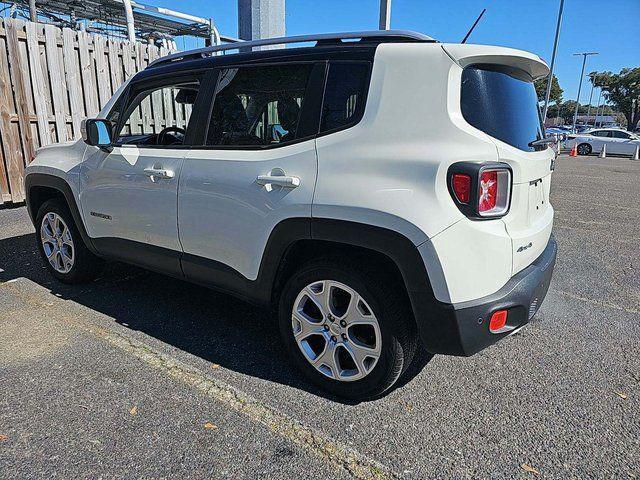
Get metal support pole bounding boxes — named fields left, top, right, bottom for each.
left=28, top=0, right=37, bottom=22
left=122, top=0, right=136, bottom=42
left=238, top=0, right=285, bottom=50
left=542, top=0, right=564, bottom=121
left=206, top=18, right=221, bottom=48
left=593, top=89, right=602, bottom=127
left=585, top=77, right=595, bottom=126
left=379, top=0, right=392, bottom=30
left=571, top=52, right=598, bottom=132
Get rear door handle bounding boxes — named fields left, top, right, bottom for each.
left=256, top=174, right=300, bottom=188
left=144, top=167, right=175, bottom=180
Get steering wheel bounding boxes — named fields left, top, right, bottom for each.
left=157, top=126, right=186, bottom=146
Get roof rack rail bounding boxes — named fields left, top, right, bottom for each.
left=148, top=30, right=436, bottom=68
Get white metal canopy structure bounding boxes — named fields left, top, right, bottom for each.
left=10, top=0, right=239, bottom=43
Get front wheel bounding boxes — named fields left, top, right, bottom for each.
left=278, top=257, right=418, bottom=400
left=36, top=199, right=103, bottom=283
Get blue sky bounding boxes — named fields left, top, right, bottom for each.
left=159, top=0, right=640, bottom=106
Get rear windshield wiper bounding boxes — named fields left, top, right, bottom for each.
left=528, top=134, right=566, bottom=147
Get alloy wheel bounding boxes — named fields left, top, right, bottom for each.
left=40, top=212, right=74, bottom=274
left=291, top=280, right=382, bottom=382
left=577, top=144, right=591, bottom=155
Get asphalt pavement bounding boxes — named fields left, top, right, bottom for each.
left=1, top=154, right=638, bottom=479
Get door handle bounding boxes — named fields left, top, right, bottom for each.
left=143, top=167, right=175, bottom=180
left=256, top=174, right=300, bottom=188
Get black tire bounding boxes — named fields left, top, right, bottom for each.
left=35, top=198, right=103, bottom=283
left=278, top=257, right=418, bottom=401
left=577, top=143, right=592, bottom=156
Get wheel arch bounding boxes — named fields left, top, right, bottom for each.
left=272, top=238, right=411, bottom=307
left=190, top=217, right=440, bottom=314
left=25, top=173, right=98, bottom=254
left=265, top=218, right=439, bottom=332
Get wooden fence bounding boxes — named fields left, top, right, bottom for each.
left=0, top=18, right=171, bottom=204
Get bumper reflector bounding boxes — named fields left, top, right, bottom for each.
left=489, top=310, right=509, bottom=334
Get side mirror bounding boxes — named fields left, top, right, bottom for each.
left=81, top=119, right=113, bottom=150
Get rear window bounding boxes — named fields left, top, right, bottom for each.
left=461, top=65, right=543, bottom=152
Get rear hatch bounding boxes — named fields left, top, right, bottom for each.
left=443, top=44, right=555, bottom=274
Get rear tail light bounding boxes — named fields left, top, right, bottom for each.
left=447, top=162, right=512, bottom=219
left=451, top=174, right=471, bottom=204
left=478, top=168, right=511, bottom=217
left=478, top=170, right=497, bottom=212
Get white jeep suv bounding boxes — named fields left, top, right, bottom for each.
left=24, top=31, right=557, bottom=400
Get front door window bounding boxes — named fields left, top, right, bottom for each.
left=111, top=80, right=201, bottom=147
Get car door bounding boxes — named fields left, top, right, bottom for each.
left=610, top=130, right=636, bottom=155
left=588, top=130, right=610, bottom=152
left=178, top=62, right=325, bottom=287
left=80, top=73, right=205, bottom=274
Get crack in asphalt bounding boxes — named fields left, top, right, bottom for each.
left=554, top=289, right=640, bottom=315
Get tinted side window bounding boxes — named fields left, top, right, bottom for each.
left=206, top=64, right=312, bottom=147
left=320, top=62, right=370, bottom=133
left=592, top=130, right=611, bottom=137
left=612, top=130, right=630, bottom=139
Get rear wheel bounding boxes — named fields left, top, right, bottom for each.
left=278, top=257, right=417, bottom=400
left=36, top=199, right=103, bottom=283
left=577, top=143, right=592, bottom=156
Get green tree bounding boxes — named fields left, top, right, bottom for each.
left=591, top=67, right=640, bottom=131
left=555, top=100, right=586, bottom=123
left=535, top=74, right=563, bottom=104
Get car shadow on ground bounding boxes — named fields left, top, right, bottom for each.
left=0, top=232, right=432, bottom=404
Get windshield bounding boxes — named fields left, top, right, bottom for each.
left=461, top=64, right=544, bottom=152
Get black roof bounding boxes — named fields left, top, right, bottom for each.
left=149, top=30, right=435, bottom=68
left=135, top=43, right=382, bottom=81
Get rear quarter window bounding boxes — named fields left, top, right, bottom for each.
left=461, top=65, right=544, bottom=152
left=611, top=130, right=631, bottom=139
left=319, top=62, right=370, bottom=134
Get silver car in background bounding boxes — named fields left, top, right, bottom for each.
left=570, top=128, right=640, bottom=156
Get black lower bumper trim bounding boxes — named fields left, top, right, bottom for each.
left=414, top=235, right=557, bottom=356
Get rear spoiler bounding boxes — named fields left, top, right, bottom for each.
left=441, top=44, right=550, bottom=80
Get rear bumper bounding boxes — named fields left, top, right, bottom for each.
left=413, top=235, right=557, bottom=356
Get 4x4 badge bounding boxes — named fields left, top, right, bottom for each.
left=517, top=242, right=533, bottom=253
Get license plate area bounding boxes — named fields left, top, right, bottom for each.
left=527, top=178, right=545, bottom=224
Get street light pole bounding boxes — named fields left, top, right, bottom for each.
left=543, top=0, right=564, bottom=121
left=571, top=52, right=598, bottom=132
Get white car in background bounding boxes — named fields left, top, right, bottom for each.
left=571, top=128, right=640, bottom=156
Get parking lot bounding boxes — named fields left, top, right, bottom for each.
left=1, top=154, right=638, bottom=479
